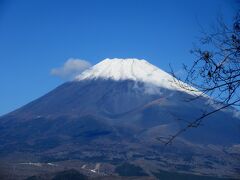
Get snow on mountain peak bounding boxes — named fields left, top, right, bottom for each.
left=75, top=58, right=198, bottom=94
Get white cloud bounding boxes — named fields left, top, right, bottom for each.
left=132, top=81, right=163, bottom=95
left=51, top=58, right=92, bottom=80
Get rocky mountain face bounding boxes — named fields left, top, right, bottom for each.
left=0, top=58, right=239, bottom=179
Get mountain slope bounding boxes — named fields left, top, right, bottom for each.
left=0, top=58, right=239, bottom=179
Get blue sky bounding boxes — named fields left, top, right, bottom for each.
left=0, top=0, right=238, bottom=115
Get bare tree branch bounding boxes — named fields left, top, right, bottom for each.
left=158, top=99, right=240, bottom=145
left=160, top=11, right=240, bottom=145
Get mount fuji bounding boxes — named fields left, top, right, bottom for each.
left=0, top=58, right=239, bottom=179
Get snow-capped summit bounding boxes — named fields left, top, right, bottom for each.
left=75, top=58, right=196, bottom=94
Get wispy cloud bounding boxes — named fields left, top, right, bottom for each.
left=51, top=58, right=92, bottom=80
